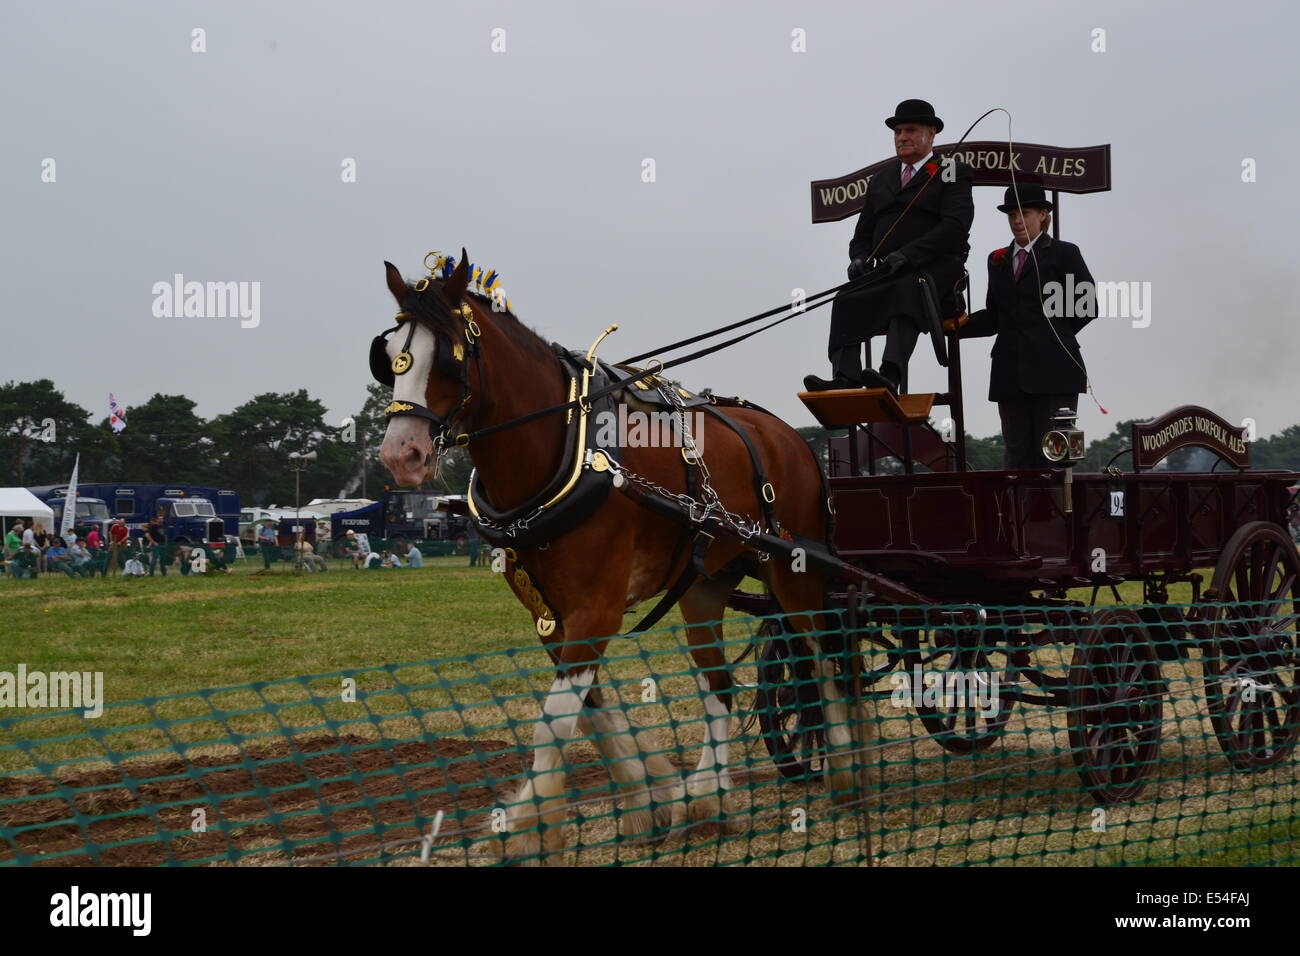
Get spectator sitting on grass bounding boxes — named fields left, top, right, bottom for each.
left=294, top=535, right=327, bottom=572
left=204, top=544, right=232, bottom=574
left=5, top=522, right=24, bottom=562
left=47, top=537, right=77, bottom=578
left=180, top=545, right=228, bottom=576
left=399, top=541, right=424, bottom=569
left=68, top=540, right=94, bottom=577
left=32, top=523, right=50, bottom=574
left=343, top=530, right=364, bottom=569
left=364, top=549, right=383, bottom=569
left=10, top=543, right=38, bottom=579
left=122, top=551, right=147, bottom=577
left=380, top=549, right=401, bottom=568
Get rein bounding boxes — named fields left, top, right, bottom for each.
left=377, top=107, right=1010, bottom=447
left=400, top=266, right=896, bottom=448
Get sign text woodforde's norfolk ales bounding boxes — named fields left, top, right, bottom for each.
left=1130, top=406, right=1250, bottom=470
left=810, top=142, right=1112, bottom=223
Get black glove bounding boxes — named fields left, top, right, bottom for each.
left=846, top=258, right=867, bottom=279
left=882, top=251, right=908, bottom=275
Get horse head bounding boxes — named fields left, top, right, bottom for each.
left=375, top=251, right=476, bottom=486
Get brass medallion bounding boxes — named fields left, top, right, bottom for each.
left=392, top=351, right=413, bottom=375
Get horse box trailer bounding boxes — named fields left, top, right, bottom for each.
left=330, top=489, right=467, bottom=543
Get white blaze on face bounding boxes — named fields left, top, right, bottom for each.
left=379, top=321, right=439, bottom=485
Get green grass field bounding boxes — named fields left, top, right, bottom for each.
left=0, top=557, right=560, bottom=701
left=0, top=553, right=1180, bottom=703
left=1, top=554, right=1295, bottom=867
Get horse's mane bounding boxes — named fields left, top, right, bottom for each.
left=403, top=280, right=557, bottom=369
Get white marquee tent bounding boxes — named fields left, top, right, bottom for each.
left=0, top=488, right=55, bottom=537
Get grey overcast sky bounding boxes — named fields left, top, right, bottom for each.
left=3, top=0, right=1297, bottom=444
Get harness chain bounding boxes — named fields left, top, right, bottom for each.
left=604, top=378, right=769, bottom=551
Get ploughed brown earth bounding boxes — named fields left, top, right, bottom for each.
left=0, top=734, right=621, bottom=866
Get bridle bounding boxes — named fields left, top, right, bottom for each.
left=369, top=288, right=484, bottom=453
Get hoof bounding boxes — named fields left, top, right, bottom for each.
left=653, top=795, right=688, bottom=832
left=618, top=806, right=656, bottom=841
left=828, top=769, right=859, bottom=806
left=502, top=828, right=544, bottom=866
left=688, top=792, right=723, bottom=823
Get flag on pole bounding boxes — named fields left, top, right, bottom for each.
left=109, top=394, right=127, bottom=433
left=60, top=453, right=80, bottom=538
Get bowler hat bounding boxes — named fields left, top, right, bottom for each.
left=997, top=182, right=1053, bottom=213
left=885, top=99, right=943, bottom=133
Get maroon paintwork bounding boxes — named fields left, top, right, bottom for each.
left=828, top=467, right=1299, bottom=602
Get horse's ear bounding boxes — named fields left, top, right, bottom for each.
left=442, top=248, right=470, bottom=304
left=384, top=261, right=407, bottom=304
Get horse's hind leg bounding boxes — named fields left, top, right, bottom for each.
left=767, top=567, right=860, bottom=805
left=581, top=689, right=686, bottom=840
left=677, top=570, right=745, bottom=822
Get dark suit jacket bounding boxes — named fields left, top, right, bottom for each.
left=848, top=154, right=974, bottom=300
left=961, top=233, right=1095, bottom=400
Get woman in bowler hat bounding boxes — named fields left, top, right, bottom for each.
left=953, top=181, right=1096, bottom=468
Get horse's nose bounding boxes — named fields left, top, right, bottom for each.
left=381, top=439, right=428, bottom=483
left=385, top=442, right=421, bottom=472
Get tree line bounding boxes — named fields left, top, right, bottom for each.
left=0, top=380, right=473, bottom=507
left=5, top=377, right=1298, bottom=508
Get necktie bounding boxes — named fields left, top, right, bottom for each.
left=901, top=164, right=914, bottom=188
left=1014, top=247, right=1027, bottom=280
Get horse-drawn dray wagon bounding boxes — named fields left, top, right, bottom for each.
left=369, top=138, right=1297, bottom=856
left=738, top=343, right=1300, bottom=804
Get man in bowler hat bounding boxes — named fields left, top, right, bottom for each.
left=954, top=181, right=1096, bottom=468
left=805, top=99, right=974, bottom=395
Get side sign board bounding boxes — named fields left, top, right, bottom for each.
left=811, top=142, right=1112, bottom=223
left=1131, top=406, right=1250, bottom=470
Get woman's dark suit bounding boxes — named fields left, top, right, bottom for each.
left=961, top=232, right=1095, bottom=468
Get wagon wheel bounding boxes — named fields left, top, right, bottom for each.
left=1199, top=521, right=1300, bottom=771
left=1138, top=604, right=1189, bottom=662
left=901, top=627, right=1012, bottom=753
left=1067, top=607, right=1167, bottom=804
left=755, top=626, right=826, bottom=780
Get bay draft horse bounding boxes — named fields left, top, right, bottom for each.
left=376, top=255, right=860, bottom=862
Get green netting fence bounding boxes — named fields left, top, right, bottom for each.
left=1, top=600, right=1296, bottom=866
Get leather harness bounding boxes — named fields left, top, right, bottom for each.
left=372, top=286, right=842, bottom=637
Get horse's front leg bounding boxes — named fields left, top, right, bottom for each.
left=503, top=668, right=594, bottom=865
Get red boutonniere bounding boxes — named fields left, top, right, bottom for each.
left=990, top=247, right=1009, bottom=266
left=924, top=161, right=940, bottom=177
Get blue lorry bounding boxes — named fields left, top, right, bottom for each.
left=25, top=493, right=112, bottom=535
left=29, top=483, right=240, bottom=546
